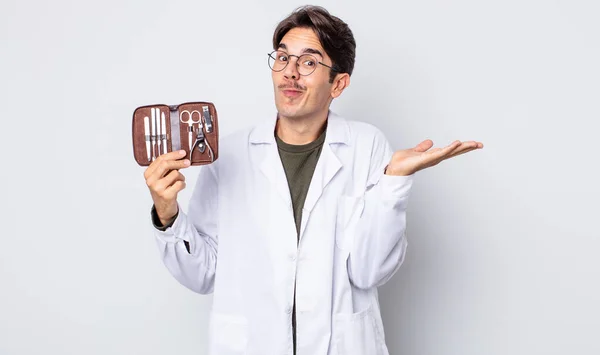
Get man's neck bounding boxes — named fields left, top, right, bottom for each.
left=276, top=111, right=328, bottom=145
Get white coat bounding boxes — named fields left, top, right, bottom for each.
left=153, top=110, right=414, bottom=355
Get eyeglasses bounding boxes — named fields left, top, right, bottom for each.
left=267, top=50, right=339, bottom=76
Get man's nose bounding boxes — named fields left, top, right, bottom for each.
left=283, top=56, right=300, bottom=80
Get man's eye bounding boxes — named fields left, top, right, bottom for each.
left=278, top=55, right=288, bottom=61
left=303, top=60, right=315, bottom=67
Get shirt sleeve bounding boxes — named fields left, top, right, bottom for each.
left=346, top=127, right=414, bottom=289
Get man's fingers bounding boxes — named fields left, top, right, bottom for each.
left=419, top=140, right=463, bottom=167
left=144, top=150, right=186, bottom=179
left=448, top=147, right=477, bottom=159
left=447, top=141, right=483, bottom=159
left=155, top=170, right=186, bottom=192
left=413, top=139, right=434, bottom=153
left=164, top=180, right=187, bottom=198
left=146, top=158, right=191, bottom=184
left=144, top=150, right=188, bottom=179
left=440, top=141, right=483, bottom=157
left=426, top=140, right=461, bottom=159
left=402, top=139, right=483, bottom=172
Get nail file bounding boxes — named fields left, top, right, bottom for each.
left=161, top=112, right=167, bottom=154
left=159, top=109, right=163, bottom=155
left=151, top=108, right=157, bottom=160
left=188, top=123, right=194, bottom=153
left=156, top=108, right=161, bottom=157
left=144, top=116, right=151, bottom=162
left=154, top=108, right=160, bottom=155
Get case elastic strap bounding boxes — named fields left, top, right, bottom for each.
left=169, top=106, right=182, bottom=152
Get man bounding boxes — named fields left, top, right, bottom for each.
left=144, top=5, right=483, bottom=355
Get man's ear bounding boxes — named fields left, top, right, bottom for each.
left=331, top=73, right=350, bottom=99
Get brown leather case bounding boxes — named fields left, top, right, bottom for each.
left=132, top=102, right=219, bottom=166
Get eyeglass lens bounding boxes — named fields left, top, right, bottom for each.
left=268, top=51, right=318, bottom=75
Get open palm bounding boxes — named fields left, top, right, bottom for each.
left=385, top=139, right=484, bottom=176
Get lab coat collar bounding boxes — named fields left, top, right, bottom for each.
left=249, top=110, right=350, bottom=146
left=251, top=109, right=346, bottom=240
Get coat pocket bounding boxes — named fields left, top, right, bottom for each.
left=335, top=195, right=365, bottom=251
left=333, top=304, right=385, bottom=355
left=208, top=312, right=248, bottom=355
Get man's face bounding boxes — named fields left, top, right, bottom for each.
left=271, top=27, right=336, bottom=121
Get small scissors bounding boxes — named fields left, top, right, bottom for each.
left=179, top=110, right=202, bottom=152
left=179, top=108, right=214, bottom=162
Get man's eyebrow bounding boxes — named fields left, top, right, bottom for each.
left=302, top=48, right=324, bottom=58
left=277, top=43, right=324, bottom=58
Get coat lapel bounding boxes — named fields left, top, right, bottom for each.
left=249, top=111, right=351, bottom=239
left=302, top=143, right=341, bottom=215
left=260, top=143, right=292, bottom=207
left=250, top=117, right=292, bottom=208
left=299, top=112, right=349, bottom=240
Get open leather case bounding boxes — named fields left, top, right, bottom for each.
left=132, top=102, right=219, bottom=166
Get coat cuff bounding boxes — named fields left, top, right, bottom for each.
left=150, top=205, right=178, bottom=231
left=381, top=173, right=413, bottom=195
left=378, top=173, right=414, bottom=208
left=151, top=203, right=190, bottom=243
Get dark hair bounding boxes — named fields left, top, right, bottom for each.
left=272, top=5, right=356, bottom=83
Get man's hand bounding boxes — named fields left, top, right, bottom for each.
left=144, top=150, right=191, bottom=225
left=385, top=139, right=484, bottom=176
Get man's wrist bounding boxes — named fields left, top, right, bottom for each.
left=151, top=205, right=178, bottom=231
left=384, top=165, right=413, bottom=176
left=159, top=213, right=178, bottom=227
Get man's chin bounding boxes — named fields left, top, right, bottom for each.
left=277, top=110, right=302, bottom=120
left=275, top=103, right=303, bottom=120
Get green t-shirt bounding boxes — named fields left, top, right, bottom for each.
left=275, top=129, right=326, bottom=240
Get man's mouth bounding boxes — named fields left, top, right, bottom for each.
left=282, top=89, right=303, bottom=98
left=279, top=82, right=305, bottom=99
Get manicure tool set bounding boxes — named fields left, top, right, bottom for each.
left=132, top=102, right=219, bottom=166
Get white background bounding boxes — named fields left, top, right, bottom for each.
left=1, top=0, right=598, bottom=354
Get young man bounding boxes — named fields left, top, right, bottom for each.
left=144, top=5, right=483, bottom=355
